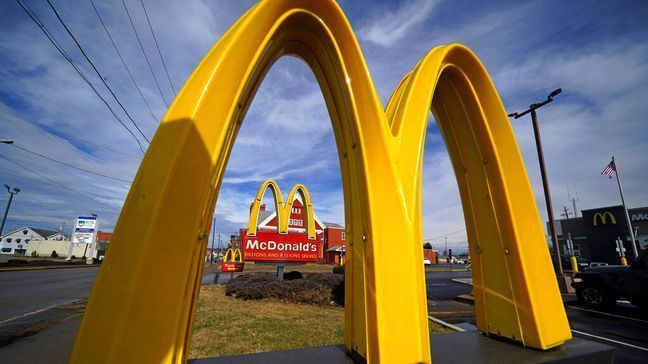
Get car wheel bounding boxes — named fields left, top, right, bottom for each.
left=577, top=284, right=616, bottom=308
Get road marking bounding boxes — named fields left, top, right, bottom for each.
left=428, top=315, right=466, bottom=332
left=571, top=329, right=648, bottom=352
left=429, top=283, right=447, bottom=286
left=566, top=305, right=648, bottom=324
left=0, top=305, right=57, bottom=325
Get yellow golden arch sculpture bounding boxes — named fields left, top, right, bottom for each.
left=71, top=0, right=571, bottom=362
left=247, top=180, right=317, bottom=240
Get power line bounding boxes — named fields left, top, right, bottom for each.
left=45, top=0, right=151, bottom=145
left=0, top=153, right=112, bottom=207
left=121, top=0, right=170, bottom=108
left=424, top=228, right=466, bottom=242
left=140, top=0, right=176, bottom=96
left=89, top=0, right=160, bottom=127
left=14, top=0, right=146, bottom=154
left=7, top=143, right=133, bottom=183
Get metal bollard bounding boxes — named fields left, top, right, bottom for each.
left=570, top=256, right=578, bottom=272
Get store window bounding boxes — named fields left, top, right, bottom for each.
left=5, top=238, right=11, bottom=243
left=341, top=232, right=345, bottom=241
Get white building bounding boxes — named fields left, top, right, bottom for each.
left=0, top=226, right=68, bottom=255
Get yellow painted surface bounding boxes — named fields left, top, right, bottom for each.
left=247, top=180, right=316, bottom=240
left=621, top=257, right=628, bottom=266
left=223, top=248, right=242, bottom=263
left=571, top=256, right=579, bottom=272
left=70, top=0, right=571, bottom=363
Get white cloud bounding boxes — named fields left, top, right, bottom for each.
left=358, top=0, right=440, bottom=47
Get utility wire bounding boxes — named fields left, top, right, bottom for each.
left=140, top=0, right=176, bottom=96
left=89, top=0, right=160, bottom=127
left=7, top=143, right=132, bottom=183
left=424, top=228, right=467, bottom=242
left=14, top=0, right=146, bottom=154
left=0, top=154, right=112, bottom=208
left=45, top=0, right=151, bottom=144
left=121, top=0, right=170, bottom=108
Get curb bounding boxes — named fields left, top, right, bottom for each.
left=428, top=315, right=466, bottom=332
left=454, top=294, right=475, bottom=305
left=0, top=264, right=100, bottom=273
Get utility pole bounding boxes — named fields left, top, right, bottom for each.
left=568, top=187, right=579, bottom=218
left=508, top=88, right=564, bottom=277
left=444, top=236, right=448, bottom=261
left=0, top=184, right=20, bottom=236
left=561, top=206, right=571, bottom=219
left=210, top=217, right=216, bottom=264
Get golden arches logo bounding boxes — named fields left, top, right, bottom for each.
left=247, top=180, right=316, bottom=240
left=72, top=1, right=571, bottom=362
left=222, top=248, right=242, bottom=263
left=593, top=211, right=617, bottom=226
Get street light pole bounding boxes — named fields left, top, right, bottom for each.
left=508, top=88, right=564, bottom=277
left=0, top=184, right=20, bottom=236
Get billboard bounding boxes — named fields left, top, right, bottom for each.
left=241, top=229, right=322, bottom=262
left=72, top=216, right=97, bottom=244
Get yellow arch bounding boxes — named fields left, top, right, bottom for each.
left=247, top=180, right=317, bottom=240
left=247, top=179, right=284, bottom=236
left=70, top=1, right=570, bottom=363
left=223, top=248, right=242, bottom=263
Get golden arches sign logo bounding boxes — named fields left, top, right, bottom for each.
left=222, top=248, right=242, bottom=263
left=593, top=211, right=617, bottom=226
left=247, top=180, right=317, bottom=240
left=72, top=1, right=571, bottom=363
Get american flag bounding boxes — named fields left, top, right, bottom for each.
left=601, top=160, right=616, bottom=178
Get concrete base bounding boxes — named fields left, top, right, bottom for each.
left=190, top=331, right=615, bottom=364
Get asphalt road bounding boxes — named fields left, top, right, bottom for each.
left=0, top=267, right=99, bottom=322
left=426, top=271, right=648, bottom=363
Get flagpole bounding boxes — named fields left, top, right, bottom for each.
left=612, top=156, right=638, bottom=258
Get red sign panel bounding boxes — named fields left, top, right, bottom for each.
left=240, top=229, right=322, bottom=262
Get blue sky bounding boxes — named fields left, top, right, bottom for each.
left=1, top=0, right=647, bottom=250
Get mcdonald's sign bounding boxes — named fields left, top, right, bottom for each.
left=593, top=211, right=617, bottom=226
left=221, top=248, right=244, bottom=272
left=242, top=180, right=323, bottom=262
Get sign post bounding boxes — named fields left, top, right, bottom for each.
left=71, top=216, right=98, bottom=264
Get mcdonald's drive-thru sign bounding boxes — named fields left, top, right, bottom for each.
left=241, top=180, right=325, bottom=263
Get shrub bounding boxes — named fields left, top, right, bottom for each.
left=70, top=255, right=76, bottom=260
left=332, top=264, right=344, bottom=274
left=51, top=250, right=59, bottom=258
left=31, top=251, right=39, bottom=257
left=7, top=259, right=28, bottom=265
left=284, top=270, right=303, bottom=280
left=423, top=242, right=433, bottom=249
left=225, top=272, right=344, bottom=306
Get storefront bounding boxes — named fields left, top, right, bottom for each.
left=554, top=205, right=648, bottom=265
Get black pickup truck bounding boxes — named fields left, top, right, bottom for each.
left=572, top=249, right=648, bottom=312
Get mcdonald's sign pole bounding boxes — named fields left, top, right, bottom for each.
left=509, top=89, right=564, bottom=276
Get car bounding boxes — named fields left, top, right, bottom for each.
left=588, top=262, right=608, bottom=268
left=572, top=249, right=648, bottom=312
left=423, top=258, right=431, bottom=267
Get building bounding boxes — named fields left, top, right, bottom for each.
left=0, top=226, right=68, bottom=255
left=552, top=205, right=648, bottom=265
left=323, top=222, right=345, bottom=263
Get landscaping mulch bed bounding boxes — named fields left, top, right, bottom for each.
left=225, top=272, right=344, bottom=306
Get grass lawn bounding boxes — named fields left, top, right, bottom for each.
left=189, top=284, right=450, bottom=359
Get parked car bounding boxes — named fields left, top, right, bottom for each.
left=423, top=258, right=432, bottom=267
left=572, top=249, right=648, bottom=312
